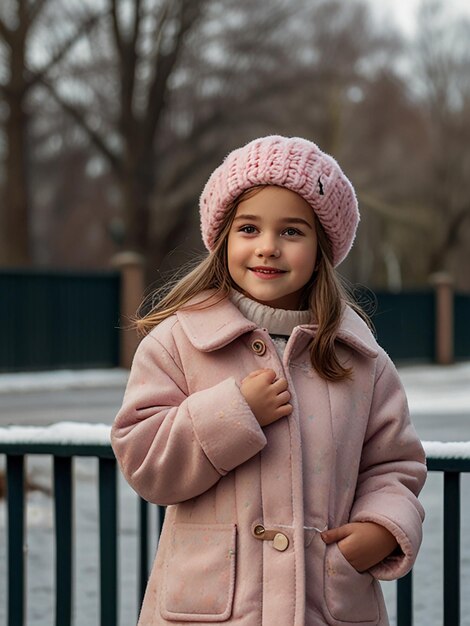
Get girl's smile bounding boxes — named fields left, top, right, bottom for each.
left=227, top=186, right=318, bottom=309
left=248, top=266, right=287, bottom=278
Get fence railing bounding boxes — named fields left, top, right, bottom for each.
left=2, top=267, right=470, bottom=371
left=0, top=424, right=468, bottom=626
left=0, top=270, right=121, bottom=372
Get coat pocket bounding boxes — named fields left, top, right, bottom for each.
left=324, top=543, right=379, bottom=624
left=161, top=523, right=237, bottom=622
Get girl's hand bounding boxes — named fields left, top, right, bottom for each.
left=240, top=368, right=292, bottom=427
left=321, top=522, right=399, bottom=572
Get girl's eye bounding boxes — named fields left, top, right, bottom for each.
left=239, top=225, right=257, bottom=234
left=283, top=227, right=302, bottom=236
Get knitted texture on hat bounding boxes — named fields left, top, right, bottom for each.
left=199, top=135, right=359, bottom=266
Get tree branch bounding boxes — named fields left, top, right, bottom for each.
left=27, top=0, right=49, bottom=27
left=360, top=193, right=430, bottom=227
left=444, top=206, right=470, bottom=250
left=40, top=79, right=122, bottom=175
left=110, top=0, right=124, bottom=60
left=428, top=205, right=470, bottom=273
left=118, top=0, right=143, bottom=136
left=131, top=0, right=142, bottom=52
left=150, top=0, right=171, bottom=56
left=26, top=11, right=104, bottom=90
left=0, top=16, right=12, bottom=48
left=142, top=0, right=206, bottom=155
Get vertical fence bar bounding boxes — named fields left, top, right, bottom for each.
left=139, top=503, right=167, bottom=609
left=54, top=456, right=73, bottom=626
left=158, top=505, right=165, bottom=538
left=7, top=455, right=25, bottom=626
left=443, top=471, right=460, bottom=626
left=139, top=498, right=149, bottom=606
left=99, top=458, right=118, bottom=626
left=396, top=570, right=413, bottom=626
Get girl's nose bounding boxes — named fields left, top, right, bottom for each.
left=255, top=240, right=280, bottom=258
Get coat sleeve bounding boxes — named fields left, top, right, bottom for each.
left=349, top=352, right=427, bottom=580
left=111, top=330, right=267, bottom=506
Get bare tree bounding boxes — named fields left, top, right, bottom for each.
left=33, top=0, right=312, bottom=276
left=145, top=0, right=309, bottom=273
left=37, top=0, right=209, bottom=272
left=0, top=0, right=102, bottom=265
left=415, top=0, right=470, bottom=284
left=8, top=0, right=468, bottom=292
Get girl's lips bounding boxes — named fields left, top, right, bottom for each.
left=248, top=267, right=287, bottom=279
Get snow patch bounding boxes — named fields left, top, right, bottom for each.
left=422, top=441, right=470, bottom=459
left=400, top=362, right=470, bottom=414
left=0, top=369, right=128, bottom=394
left=407, top=391, right=470, bottom=414
left=0, top=422, right=111, bottom=445
left=1, top=423, right=470, bottom=460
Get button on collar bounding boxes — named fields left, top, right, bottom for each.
left=251, top=339, right=266, bottom=356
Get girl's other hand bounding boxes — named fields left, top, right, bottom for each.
left=240, top=368, right=292, bottom=427
left=321, top=522, right=399, bottom=572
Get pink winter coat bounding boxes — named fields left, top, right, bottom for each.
left=111, top=292, right=426, bottom=626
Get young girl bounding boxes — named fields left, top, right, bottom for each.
left=112, top=135, right=426, bottom=626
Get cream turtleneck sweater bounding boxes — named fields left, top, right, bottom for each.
left=230, top=290, right=312, bottom=357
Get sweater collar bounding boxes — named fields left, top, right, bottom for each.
left=176, top=290, right=378, bottom=358
left=229, top=290, right=312, bottom=336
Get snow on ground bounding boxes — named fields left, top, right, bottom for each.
left=0, top=421, right=468, bottom=459
left=398, top=361, right=470, bottom=415
left=0, top=421, right=111, bottom=445
left=0, top=368, right=129, bottom=393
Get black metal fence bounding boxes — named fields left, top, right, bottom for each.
left=370, top=290, right=436, bottom=362
left=2, top=435, right=162, bottom=626
left=0, top=270, right=120, bottom=372
left=0, top=430, right=467, bottom=626
left=455, top=293, right=470, bottom=360
left=1, top=269, right=470, bottom=370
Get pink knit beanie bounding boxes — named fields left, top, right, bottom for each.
left=199, top=135, right=359, bottom=266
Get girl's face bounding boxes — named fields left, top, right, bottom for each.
left=227, top=186, right=318, bottom=309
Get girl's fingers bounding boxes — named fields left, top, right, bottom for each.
left=275, top=403, right=292, bottom=417
left=276, top=390, right=291, bottom=405
left=257, top=368, right=277, bottom=381
left=243, top=368, right=275, bottom=382
left=321, top=524, right=352, bottom=544
left=271, top=377, right=288, bottom=392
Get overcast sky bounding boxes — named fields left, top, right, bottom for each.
left=367, top=0, right=470, bottom=36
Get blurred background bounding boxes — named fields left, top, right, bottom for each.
left=1, top=0, right=469, bottom=291
left=1, top=5, right=470, bottom=625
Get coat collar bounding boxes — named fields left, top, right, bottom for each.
left=176, top=291, right=378, bottom=359
left=328, top=305, right=378, bottom=358
left=176, top=292, right=257, bottom=352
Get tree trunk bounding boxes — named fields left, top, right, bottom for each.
left=427, top=207, right=469, bottom=276
left=120, top=157, right=153, bottom=256
left=1, top=81, right=31, bottom=266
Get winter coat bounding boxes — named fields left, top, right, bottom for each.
left=111, top=292, right=426, bottom=626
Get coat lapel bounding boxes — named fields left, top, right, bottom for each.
left=177, top=292, right=379, bottom=360
left=176, top=292, right=256, bottom=351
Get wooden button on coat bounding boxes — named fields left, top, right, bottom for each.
left=251, top=339, right=266, bottom=356
left=273, top=533, right=289, bottom=552
left=253, top=524, right=265, bottom=537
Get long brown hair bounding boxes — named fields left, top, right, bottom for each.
left=136, top=186, right=368, bottom=381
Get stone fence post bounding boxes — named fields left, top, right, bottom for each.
left=111, top=252, right=145, bottom=369
left=430, top=272, right=454, bottom=365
